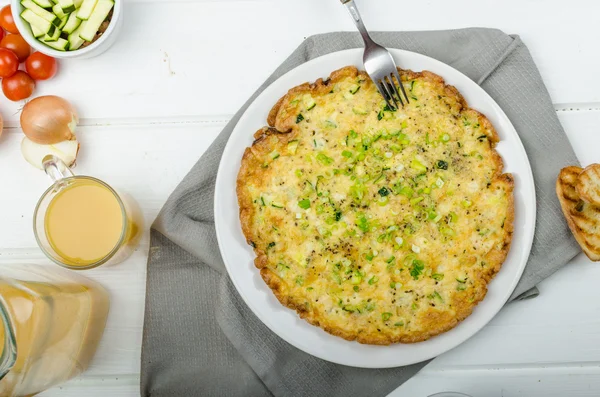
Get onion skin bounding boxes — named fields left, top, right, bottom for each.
left=20, top=95, right=78, bottom=145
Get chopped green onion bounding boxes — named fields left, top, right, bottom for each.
left=295, top=276, right=304, bottom=286
left=353, top=285, right=359, bottom=292
left=269, top=150, right=280, bottom=160
left=457, top=283, right=467, bottom=291
left=410, top=197, right=424, bottom=206
left=304, top=95, right=316, bottom=110
left=356, top=214, right=369, bottom=233
left=456, top=276, right=467, bottom=283
left=296, top=114, right=304, bottom=123
left=378, top=187, right=390, bottom=196
left=436, top=160, right=448, bottom=170
left=271, top=202, right=284, bottom=208
left=342, top=150, right=353, bottom=158
left=365, top=252, right=374, bottom=261
left=462, top=200, right=472, bottom=208
left=410, top=260, right=425, bottom=280
left=441, top=134, right=450, bottom=142
left=410, top=158, right=427, bottom=173
left=449, top=212, right=458, bottom=223
left=386, top=256, right=396, bottom=264
left=349, top=84, right=360, bottom=94
left=399, top=186, right=414, bottom=198
left=350, top=272, right=362, bottom=285
left=381, top=312, right=392, bottom=321
left=317, top=153, right=334, bottom=165
left=441, top=227, right=456, bottom=237
left=353, top=107, right=368, bottom=115
left=287, top=140, right=299, bottom=154
left=324, top=120, right=338, bottom=128
left=431, top=273, right=444, bottom=281
left=394, top=321, right=404, bottom=327
left=298, top=199, right=311, bottom=209
left=378, top=196, right=389, bottom=206
left=332, top=273, right=342, bottom=284
left=368, top=276, right=379, bottom=285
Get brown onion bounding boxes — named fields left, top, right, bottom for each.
left=20, top=95, right=78, bottom=145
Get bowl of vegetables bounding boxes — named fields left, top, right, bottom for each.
left=11, top=0, right=122, bottom=59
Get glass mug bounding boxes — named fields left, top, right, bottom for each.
left=0, top=263, right=110, bottom=396
left=33, top=155, right=143, bottom=270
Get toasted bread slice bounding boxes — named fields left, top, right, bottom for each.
left=557, top=166, right=600, bottom=261
left=576, top=164, right=600, bottom=206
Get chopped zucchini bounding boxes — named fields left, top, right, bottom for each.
left=21, top=9, right=56, bottom=36
left=42, top=27, right=61, bottom=42
left=79, top=0, right=112, bottom=40
left=62, top=12, right=81, bottom=34
left=44, top=37, right=69, bottom=51
left=52, top=4, right=66, bottom=18
left=56, top=0, right=76, bottom=13
left=67, top=22, right=85, bottom=50
left=31, top=0, right=54, bottom=8
left=57, top=15, right=68, bottom=30
left=31, top=25, right=45, bottom=38
left=76, top=0, right=98, bottom=20
left=21, top=0, right=60, bottom=26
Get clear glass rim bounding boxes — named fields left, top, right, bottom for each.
left=33, top=175, right=128, bottom=271
left=0, top=294, right=17, bottom=381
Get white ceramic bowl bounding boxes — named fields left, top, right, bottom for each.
left=10, top=0, right=123, bottom=59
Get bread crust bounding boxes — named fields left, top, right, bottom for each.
left=237, top=66, right=515, bottom=344
left=557, top=166, right=600, bottom=261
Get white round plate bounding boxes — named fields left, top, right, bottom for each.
left=214, top=49, right=536, bottom=368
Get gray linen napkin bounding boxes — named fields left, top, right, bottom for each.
left=141, top=28, right=581, bottom=397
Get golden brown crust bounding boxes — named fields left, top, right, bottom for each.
left=557, top=166, right=600, bottom=261
left=576, top=164, right=600, bottom=206
left=237, top=65, right=515, bottom=344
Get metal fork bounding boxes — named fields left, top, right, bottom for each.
left=340, top=0, right=409, bottom=110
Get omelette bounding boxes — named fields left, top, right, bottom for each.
left=236, top=66, right=514, bottom=344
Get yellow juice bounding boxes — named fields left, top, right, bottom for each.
left=0, top=276, right=109, bottom=396
left=44, top=179, right=124, bottom=267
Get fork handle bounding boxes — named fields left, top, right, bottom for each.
left=340, top=0, right=375, bottom=47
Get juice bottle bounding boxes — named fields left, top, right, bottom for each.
left=0, top=264, right=110, bottom=396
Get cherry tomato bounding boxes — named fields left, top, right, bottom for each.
left=0, top=28, right=5, bottom=43
left=0, top=6, right=18, bottom=34
left=25, top=52, right=57, bottom=80
left=2, top=71, right=35, bottom=101
left=0, top=34, right=30, bottom=63
left=0, top=48, right=18, bottom=78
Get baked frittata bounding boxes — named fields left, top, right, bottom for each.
left=237, top=66, right=514, bottom=344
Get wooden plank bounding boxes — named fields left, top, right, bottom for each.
left=397, top=366, right=600, bottom=397
left=1, top=0, right=600, bottom=124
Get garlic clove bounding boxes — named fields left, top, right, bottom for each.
left=21, top=137, right=79, bottom=170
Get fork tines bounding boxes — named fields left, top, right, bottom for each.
left=377, top=71, right=410, bottom=111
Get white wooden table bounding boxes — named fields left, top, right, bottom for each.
left=0, top=0, right=599, bottom=395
